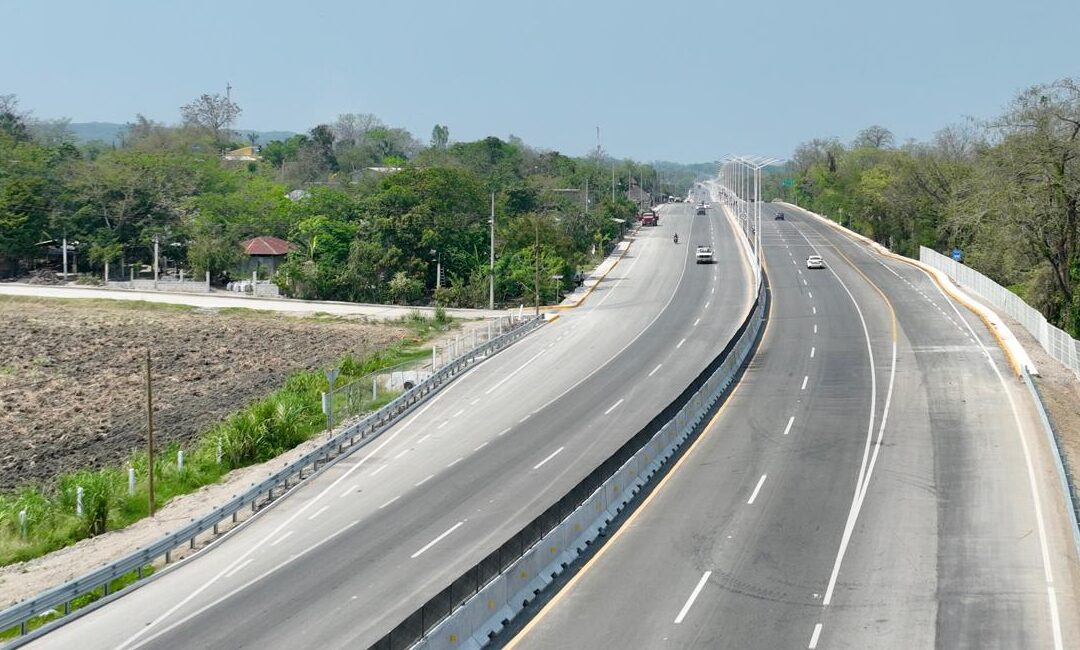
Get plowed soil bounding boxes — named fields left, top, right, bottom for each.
left=0, top=298, right=411, bottom=490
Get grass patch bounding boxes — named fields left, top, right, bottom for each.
left=0, top=313, right=452, bottom=569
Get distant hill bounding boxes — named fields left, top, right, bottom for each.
left=67, top=122, right=296, bottom=145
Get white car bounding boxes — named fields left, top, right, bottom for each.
left=696, top=246, right=714, bottom=264
left=806, top=255, right=825, bottom=269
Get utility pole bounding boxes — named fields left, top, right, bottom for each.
left=153, top=235, right=160, bottom=288
left=534, top=218, right=540, bottom=318
left=611, top=165, right=616, bottom=202
left=62, top=236, right=68, bottom=280
left=145, top=350, right=156, bottom=517
left=585, top=178, right=589, bottom=215
left=489, top=192, right=495, bottom=310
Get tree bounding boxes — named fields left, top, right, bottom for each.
left=430, top=124, right=449, bottom=150
left=179, top=93, right=241, bottom=145
left=0, top=94, right=30, bottom=142
left=853, top=125, right=895, bottom=149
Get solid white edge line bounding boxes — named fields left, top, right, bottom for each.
left=784, top=416, right=795, bottom=436
left=411, top=520, right=465, bottom=559
left=747, top=474, right=768, bottom=504
left=533, top=446, right=565, bottom=470
left=224, top=558, right=253, bottom=579
left=673, top=571, right=712, bottom=624
left=269, top=530, right=293, bottom=547
left=604, top=398, right=625, bottom=415
left=809, top=623, right=823, bottom=648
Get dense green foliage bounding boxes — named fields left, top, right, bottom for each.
left=0, top=96, right=696, bottom=307
left=765, top=78, right=1080, bottom=335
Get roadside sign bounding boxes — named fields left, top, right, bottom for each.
left=325, top=368, right=340, bottom=386
left=951, top=248, right=963, bottom=262
left=783, top=178, right=794, bottom=187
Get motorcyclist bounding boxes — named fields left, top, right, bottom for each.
left=673, top=233, right=679, bottom=244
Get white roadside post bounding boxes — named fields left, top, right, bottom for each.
left=128, top=466, right=136, bottom=495
left=76, top=486, right=84, bottom=517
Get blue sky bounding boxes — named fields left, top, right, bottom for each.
left=2, top=0, right=1076, bottom=162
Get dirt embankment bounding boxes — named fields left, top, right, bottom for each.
left=0, top=298, right=412, bottom=490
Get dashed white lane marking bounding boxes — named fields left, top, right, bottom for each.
left=308, top=505, right=329, bottom=521
left=270, top=531, right=294, bottom=547
left=784, top=416, right=795, bottom=436
left=340, top=485, right=358, bottom=498
left=812, top=306, right=817, bottom=315
left=411, top=521, right=465, bottom=559
left=803, top=279, right=808, bottom=286
left=809, top=623, right=823, bottom=648
left=224, top=558, right=253, bottom=578
left=379, top=495, right=400, bottom=509
left=416, top=434, right=430, bottom=444
left=704, top=301, right=710, bottom=309
left=484, top=348, right=547, bottom=395
left=808, top=291, right=813, bottom=299
left=437, top=421, right=449, bottom=430
left=453, top=409, right=465, bottom=418
left=604, top=398, right=625, bottom=415
left=470, top=398, right=480, bottom=406
left=747, top=474, right=768, bottom=504
left=371, top=465, right=388, bottom=477
left=519, top=414, right=531, bottom=423
left=693, top=318, right=701, bottom=327
left=801, top=376, right=808, bottom=390
left=677, top=338, right=686, bottom=349
left=649, top=363, right=663, bottom=377
left=415, top=474, right=435, bottom=487
left=673, top=571, right=713, bottom=624
left=447, top=457, right=464, bottom=468
left=533, top=446, right=565, bottom=470
left=814, top=324, right=818, bottom=334
left=394, top=449, right=409, bottom=460
left=711, top=287, right=715, bottom=294
left=811, top=347, right=816, bottom=358
left=497, top=427, right=512, bottom=436
left=475, top=441, right=489, bottom=451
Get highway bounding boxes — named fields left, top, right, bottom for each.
left=506, top=199, right=1080, bottom=649
left=27, top=201, right=755, bottom=649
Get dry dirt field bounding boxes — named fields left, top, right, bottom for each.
left=0, top=297, right=413, bottom=490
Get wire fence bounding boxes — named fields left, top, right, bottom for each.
left=920, top=246, right=1080, bottom=381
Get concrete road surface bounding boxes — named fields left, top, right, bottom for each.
left=507, top=199, right=1080, bottom=649
left=26, top=201, right=755, bottom=649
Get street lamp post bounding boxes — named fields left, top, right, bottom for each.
left=489, top=192, right=495, bottom=310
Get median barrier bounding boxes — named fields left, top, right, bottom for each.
left=377, top=270, right=767, bottom=650
left=0, top=316, right=545, bottom=646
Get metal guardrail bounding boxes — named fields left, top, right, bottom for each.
left=0, top=316, right=544, bottom=642
left=1022, top=370, right=1080, bottom=562
left=371, top=276, right=769, bottom=650
left=921, top=246, right=1080, bottom=380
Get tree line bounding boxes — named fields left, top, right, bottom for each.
left=0, top=92, right=694, bottom=307
left=765, top=78, right=1080, bottom=336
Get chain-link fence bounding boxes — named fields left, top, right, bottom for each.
left=921, top=246, right=1080, bottom=380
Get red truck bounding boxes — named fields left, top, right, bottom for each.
left=640, top=210, right=659, bottom=226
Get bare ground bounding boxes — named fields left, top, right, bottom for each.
left=0, top=300, right=486, bottom=606
left=0, top=297, right=415, bottom=490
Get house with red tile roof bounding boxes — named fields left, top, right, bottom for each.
left=240, top=236, right=295, bottom=277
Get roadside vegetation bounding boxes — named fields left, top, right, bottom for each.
left=0, top=93, right=704, bottom=307
left=766, top=77, right=1080, bottom=336
left=0, top=307, right=450, bottom=569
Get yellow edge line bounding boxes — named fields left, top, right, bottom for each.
left=881, top=250, right=1023, bottom=377
left=793, top=203, right=1022, bottom=376
left=505, top=244, right=773, bottom=648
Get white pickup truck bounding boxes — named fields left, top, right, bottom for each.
left=695, top=245, right=714, bottom=264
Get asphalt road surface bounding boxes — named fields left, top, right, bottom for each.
left=28, top=202, right=755, bottom=649
left=506, top=199, right=1080, bottom=649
